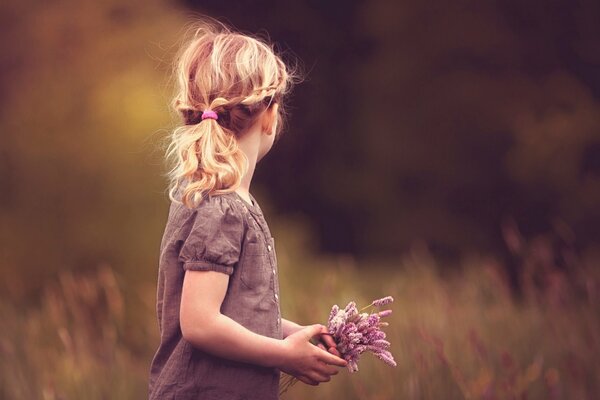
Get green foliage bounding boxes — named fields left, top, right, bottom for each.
left=0, top=0, right=186, bottom=298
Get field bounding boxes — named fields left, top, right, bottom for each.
left=1, top=216, right=598, bottom=399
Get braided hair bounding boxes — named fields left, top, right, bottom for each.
left=163, top=16, right=300, bottom=208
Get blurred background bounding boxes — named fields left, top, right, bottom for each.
left=1, top=0, right=599, bottom=399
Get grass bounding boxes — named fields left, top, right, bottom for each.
left=0, top=216, right=598, bottom=399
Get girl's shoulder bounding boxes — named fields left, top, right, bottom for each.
left=169, top=191, right=250, bottom=229
left=204, top=191, right=250, bottom=217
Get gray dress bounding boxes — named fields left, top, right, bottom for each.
left=148, top=190, right=282, bottom=400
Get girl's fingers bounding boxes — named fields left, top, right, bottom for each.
left=297, top=376, right=319, bottom=386
left=328, top=346, right=341, bottom=357
left=315, top=362, right=339, bottom=376
left=316, top=347, right=348, bottom=367
left=320, top=333, right=337, bottom=349
left=319, top=333, right=341, bottom=356
left=317, top=343, right=326, bottom=351
left=308, top=371, right=330, bottom=383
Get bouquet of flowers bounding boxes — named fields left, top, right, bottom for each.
left=280, top=296, right=396, bottom=395
left=327, top=296, right=396, bottom=372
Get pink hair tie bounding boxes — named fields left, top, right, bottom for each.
left=201, top=109, right=218, bottom=121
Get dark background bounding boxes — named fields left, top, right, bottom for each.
left=1, top=0, right=599, bottom=293
left=190, top=1, right=600, bottom=263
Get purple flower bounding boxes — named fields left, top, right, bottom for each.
left=374, top=350, right=397, bottom=367
left=326, top=296, right=396, bottom=373
left=328, top=304, right=339, bottom=323
left=371, top=296, right=394, bottom=307
left=378, top=309, right=392, bottom=318
left=344, top=301, right=358, bottom=315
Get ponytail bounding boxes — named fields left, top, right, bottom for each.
left=165, top=115, right=248, bottom=208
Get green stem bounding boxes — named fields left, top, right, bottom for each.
left=358, top=303, right=374, bottom=313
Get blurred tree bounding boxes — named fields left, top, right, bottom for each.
left=188, top=0, right=600, bottom=263
left=0, top=0, right=186, bottom=298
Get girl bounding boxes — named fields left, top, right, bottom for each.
left=148, top=17, right=347, bottom=400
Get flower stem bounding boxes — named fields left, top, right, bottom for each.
left=359, top=304, right=374, bottom=313
left=279, top=374, right=299, bottom=396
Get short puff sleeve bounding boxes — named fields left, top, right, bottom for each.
left=178, top=198, right=245, bottom=275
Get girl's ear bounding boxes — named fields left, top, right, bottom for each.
left=261, top=103, right=279, bottom=134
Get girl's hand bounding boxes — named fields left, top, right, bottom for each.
left=282, top=320, right=341, bottom=357
left=279, top=324, right=347, bottom=386
left=315, top=332, right=341, bottom=358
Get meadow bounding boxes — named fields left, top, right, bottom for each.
left=1, top=215, right=598, bottom=400
left=2, top=1, right=599, bottom=399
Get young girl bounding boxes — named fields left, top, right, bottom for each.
left=148, top=17, right=347, bottom=400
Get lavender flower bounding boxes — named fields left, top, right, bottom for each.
left=326, top=296, right=396, bottom=373
left=371, top=296, right=394, bottom=307
left=378, top=309, right=393, bottom=318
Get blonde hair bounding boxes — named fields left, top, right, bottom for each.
left=164, top=17, right=300, bottom=208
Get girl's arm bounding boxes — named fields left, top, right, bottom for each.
left=282, top=318, right=302, bottom=337
left=180, top=270, right=347, bottom=385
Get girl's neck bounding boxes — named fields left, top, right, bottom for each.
left=234, top=109, right=274, bottom=205
left=235, top=136, right=258, bottom=204
left=235, top=153, right=256, bottom=205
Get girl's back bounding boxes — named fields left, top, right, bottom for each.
left=150, top=190, right=281, bottom=399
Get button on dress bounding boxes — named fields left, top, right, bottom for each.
left=148, top=190, right=282, bottom=400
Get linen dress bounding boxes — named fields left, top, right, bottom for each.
left=148, top=190, right=282, bottom=400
